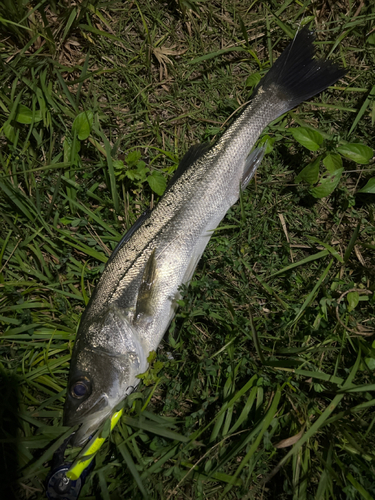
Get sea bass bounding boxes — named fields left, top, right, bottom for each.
left=63, top=28, right=345, bottom=446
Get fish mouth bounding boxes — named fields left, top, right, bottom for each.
left=64, top=394, right=109, bottom=425
left=69, top=406, right=112, bottom=447
left=78, top=394, right=109, bottom=419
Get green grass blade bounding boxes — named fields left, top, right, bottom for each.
left=348, top=85, right=375, bottom=135
left=221, top=386, right=282, bottom=497
left=117, top=441, right=150, bottom=499
left=291, top=259, right=334, bottom=326
left=268, top=250, right=330, bottom=278
left=346, top=473, right=375, bottom=500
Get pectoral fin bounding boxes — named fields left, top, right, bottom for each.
left=135, top=249, right=157, bottom=321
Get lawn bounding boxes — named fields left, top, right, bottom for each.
left=0, top=1, right=375, bottom=499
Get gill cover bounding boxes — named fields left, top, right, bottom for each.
left=63, top=306, right=148, bottom=446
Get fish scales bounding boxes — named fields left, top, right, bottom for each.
left=82, top=89, right=290, bottom=332
left=64, top=28, right=346, bottom=446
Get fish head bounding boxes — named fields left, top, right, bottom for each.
left=63, top=306, right=148, bottom=447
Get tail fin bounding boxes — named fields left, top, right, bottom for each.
left=255, top=27, right=346, bottom=112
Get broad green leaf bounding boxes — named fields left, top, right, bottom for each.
left=358, top=178, right=375, bottom=194
left=290, top=127, right=324, bottom=151
left=310, top=168, right=343, bottom=198
left=295, top=156, right=320, bottom=184
left=337, top=143, right=373, bottom=164
left=245, top=72, right=262, bottom=89
left=258, top=135, right=276, bottom=154
left=136, top=160, right=147, bottom=170
left=3, top=122, right=16, bottom=142
left=126, top=163, right=149, bottom=182
left=16, top=104, right=42, bottom=124
left=347, top=291, right=359, bottom=312
left=365, top=357, right=375, bottom=370
left=59, top=217, right=72, bottom=225
left=126, top=170, right=139, bottom=181
left=127, top=150, right=142, bottom=166
left=113, top=159, right=125, bottom=172
left=72, top=111, right=93, bottom=140
left=323, top=153, right=343, bottom=173
left=147, top=171, right=167, bottom=196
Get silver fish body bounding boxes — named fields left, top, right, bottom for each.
left=64, top=28, right=345, bottom=446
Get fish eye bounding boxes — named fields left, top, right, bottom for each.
left=71, top=378, right=91, bottom=399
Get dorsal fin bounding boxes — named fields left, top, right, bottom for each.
left=107, top=210, right=150, bottom=265
left=166, top=143, right=211, bottom=191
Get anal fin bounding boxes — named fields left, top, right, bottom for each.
left=241, top=146, right=265, bottom=190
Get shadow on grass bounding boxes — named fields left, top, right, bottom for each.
left=0, top=368, right=20, bottom=500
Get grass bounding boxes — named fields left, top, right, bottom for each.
left=0, top=0, right=375, bottom=499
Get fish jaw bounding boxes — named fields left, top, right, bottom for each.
left=67, top=402, right=112, bottom=447
left=63, top=306, right=148, bottom=446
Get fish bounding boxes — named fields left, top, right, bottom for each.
left=63, top=28, right=346, bottom=446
